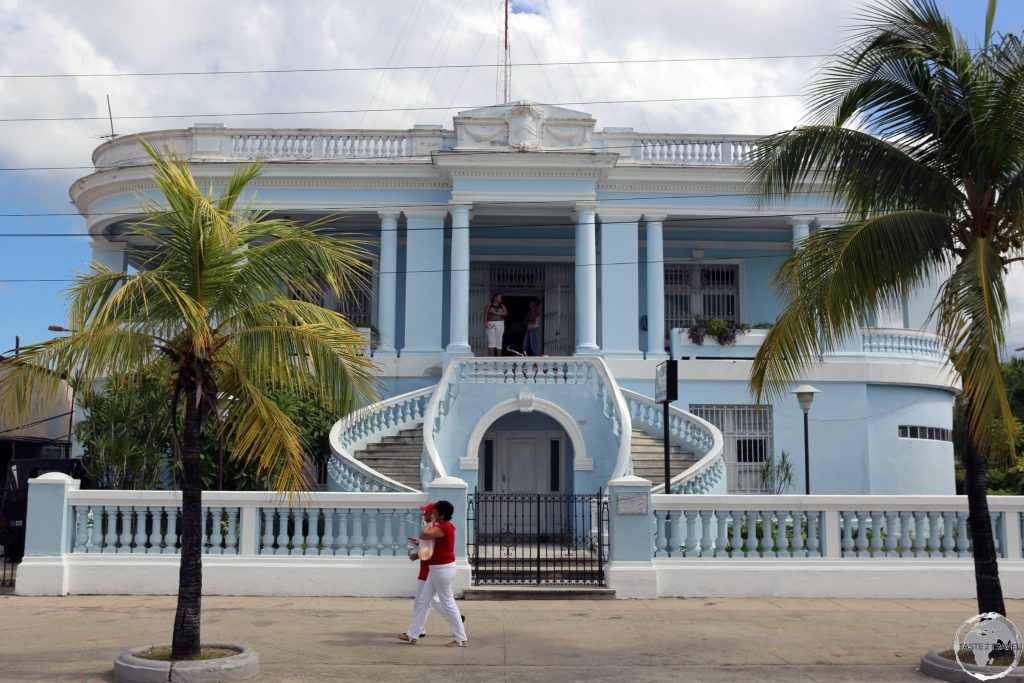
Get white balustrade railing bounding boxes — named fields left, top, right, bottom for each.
left=635, top=136, right=759, bottom=165
left=67, top=490, right=428, bottom=556
left=424, top=357, right=632, bottom=482
left=650, top=495, right=1024, bottom=559
left=861, top=327, right=946, bottom=363
left=228, top=133, right=410, bottom=160
left=622, top=389, right=724, bottom=494
left=328, top=387, right=434, bottom=493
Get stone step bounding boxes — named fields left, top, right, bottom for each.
left=462, top=586, right=615, bottom=601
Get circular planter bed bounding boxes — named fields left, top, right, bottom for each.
left=920, top=648, right=1023, bottom=682
left=114, top=643, right=260, bottom=683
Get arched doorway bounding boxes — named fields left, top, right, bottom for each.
left=477, top=412, right=572, bottom=497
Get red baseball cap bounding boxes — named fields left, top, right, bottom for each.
left=419, top=502, right=436, bottom=512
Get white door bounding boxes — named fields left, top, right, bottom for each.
left=497, top=435, right=546, bottom=494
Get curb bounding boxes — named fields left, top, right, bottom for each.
left=920, top=648, right=1023, bottom=682
left=114, top=643, right=260, bottom=683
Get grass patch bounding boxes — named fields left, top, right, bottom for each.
left=937, top=648, right=1017, bottom=668
left=135, top=646, right=241, bottom=662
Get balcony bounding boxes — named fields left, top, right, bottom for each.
left=670, top=326, right=947, bottom=365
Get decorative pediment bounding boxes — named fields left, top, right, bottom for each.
left=453, top=101, right=596, bottom=152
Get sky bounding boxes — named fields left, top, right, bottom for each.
left=0, top=0, right=1022, bottom=354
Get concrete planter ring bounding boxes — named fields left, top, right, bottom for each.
left=114, top=643, right=260, bottom=683
left=920, top=648, right=1024, bottom=682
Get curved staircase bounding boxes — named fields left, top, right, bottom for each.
left=629, top=429, right=698, bottom=483
left=349, top=426, right=423, bottom=490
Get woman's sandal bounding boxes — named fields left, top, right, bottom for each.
left=445, top=640, right=468, bottom=648
left=397, top=634, right=417, bottom=644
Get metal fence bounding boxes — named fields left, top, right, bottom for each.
left=468, top=491, right=608, bottom=586
left=0, top=547, right=15, bottom=594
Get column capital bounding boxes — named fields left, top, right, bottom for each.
left=787, top=216, right=812, bottom=227
left=377, top=210, right=400, bottom=222
left=89, top=238, right=125, bottom=252
left=573, top=202, right=597, bottom=219
left=642, top=214, right=668, bottom=224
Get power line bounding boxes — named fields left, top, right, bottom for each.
left=0, top=54, right=832, bottom=80
left=0, top=94, right=800, bottom=124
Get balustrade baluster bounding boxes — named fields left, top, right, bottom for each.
left=992, top=515, right=1003, bottom=557
left=926, top=511, right=941, bottom=557
left=956, top=512, right=970, bottom=557
left=134, top=506, right=149, bottom=553
left=912, top=512, right=928, bottom=557
left=88, top=506, right=103, bottom=552
left=869, top=511, right=884, bottom=558
left=791, top=511, right=806, bottom=557
left=225, top=508, right=239, bottom=555
left=381, top=510, right=395, bottom=556
left=840, top=512, right=854, bottom=558
left=209, top=507, right=224, bottom=555
left=680, top=510, right=697, bottom=558
left=289, top=509, right=306, bottom=555
left=743, top=511, right=758, bottom=557
left=654, top=513, right=669, bottom=557
left=897, top=511, right=912, bottom=557
left=855, top=512, right=870, bottom=557
left=884, top=512, right=898, bottom=558
left=806, top=512, right=820, bottom=557
left=697, top=510, right=714, bottom=557
left=305, top=508, right=321, bottom=555
left=350, top=510, right=365, bottom=556
left=758, top=510, right=774, bottom=558
left=117, top=507, right=133, bottom=553
left=320, top=509, right=336, bottom=555
left=335, top=509, right=350, bottom=556
left=940, top=511, right=956, bottom=557
left=165, top=508, right=179, bottom=553
left=776, top=511, right=791, bottom=558
left=272, top=509, right=288, bottom=555
left=368, top=510, right=382, bottom=556
left=729, top=511, right=744, bottom=557
left=73, top=507, right=87, bottom=552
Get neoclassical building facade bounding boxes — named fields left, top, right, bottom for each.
left=71, top=102, right=957, bottom=498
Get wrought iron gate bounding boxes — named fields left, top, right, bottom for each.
left=0, top=547, right=16, bottom=594
left=468, top=491, right=608, bottom=586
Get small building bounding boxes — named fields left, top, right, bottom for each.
left=71, top=102, right=957, bottom=503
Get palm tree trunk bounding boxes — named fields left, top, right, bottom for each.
left=964, top=436, right=1006, bottom=616
left=171, top=390, right=204, bottom=659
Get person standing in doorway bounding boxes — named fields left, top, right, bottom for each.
left=399, top=500, right=468, bottom=647
left=523, top=297, right=542, bottom=356
left=483, top=293, right=507, bottom=356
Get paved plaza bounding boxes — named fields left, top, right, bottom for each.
left=1, top=594, right=1019, bottom=681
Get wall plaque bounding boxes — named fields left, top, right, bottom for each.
left=616, top=492, right=649, bottom=515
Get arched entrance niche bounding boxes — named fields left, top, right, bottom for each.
left=464, top=398, right=585, bottom=495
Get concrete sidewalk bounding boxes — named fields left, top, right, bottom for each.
left=1, top=594, right=1018, bottom=682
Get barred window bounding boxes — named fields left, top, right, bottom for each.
left=690, top=404, right=772, bottom=494
left=665, top=264, right=739, bottom=331
left=898, top=425, right=952, bottom=442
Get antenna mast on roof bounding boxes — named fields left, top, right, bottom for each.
left=502, top=0, right=511, bottom=103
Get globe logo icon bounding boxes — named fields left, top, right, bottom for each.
left=954, top=613, right=1022, bottom=680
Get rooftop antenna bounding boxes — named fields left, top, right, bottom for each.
left=99, top=94, right=117, bottom=139
left=502, top=0, right=511, bottom=103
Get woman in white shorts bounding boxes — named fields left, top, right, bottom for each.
left=483, top=293, right=507, bottom=356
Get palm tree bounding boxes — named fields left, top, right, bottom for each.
left=0, top=141, right=377, bottom=657
left=749, top=0, right=1023, bottom=616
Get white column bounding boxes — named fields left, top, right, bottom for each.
left=645, top=215, right=668, bottom=360
left=376, top=212, right=399, bottom=356
left=789, top=217, right=810, bottom=250
left=575, top=204, right=599, bottom=354
left=599, top=209, right=642, bottom=358
left=90, top=239, right=127, bottom=271
left=445, top=204, right=472, bottom=356
left=401, top=208, right=447, bottom=357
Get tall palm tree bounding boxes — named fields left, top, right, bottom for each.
left=749, top=0, right=1023, bottom=616
left=0, top=142, right=377, bottom=657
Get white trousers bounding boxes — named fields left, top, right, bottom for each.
left=405, top=563, right=466, bottom=642
left=486, top=320, right=504, bottom=349
left=412, top=579, right=443, bottom=635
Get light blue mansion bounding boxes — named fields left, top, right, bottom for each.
left=72, top=102, right=957, bottom=499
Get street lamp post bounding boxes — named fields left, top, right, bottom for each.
left=790, top=385, right=820, bottom=495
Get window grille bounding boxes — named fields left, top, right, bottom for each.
left=664, top=264, right=739, bottom=331
left=898, top=425, right=952, bottom=442
left=690, top=404, right=773, bottom=493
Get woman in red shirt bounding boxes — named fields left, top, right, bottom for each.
left=399, top=500, right=468, bottom=647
